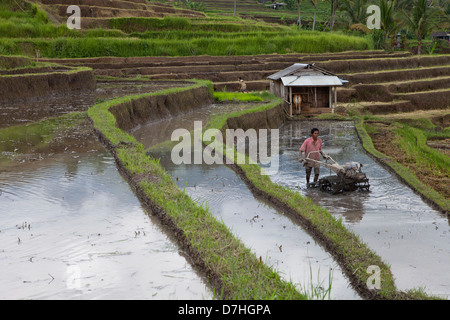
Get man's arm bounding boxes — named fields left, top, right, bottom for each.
left=299, top=150, right=305, bottom=162
left=320, top=150, right=331, bottom=160
left=299, top=140, right=307, bottom=162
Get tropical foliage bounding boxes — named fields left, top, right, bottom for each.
left=335, top=0, right=445, bottom=53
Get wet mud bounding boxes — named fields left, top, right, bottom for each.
left=0, top=80, right=190, bottom=129
left=0, top=69, right=96, bottom=102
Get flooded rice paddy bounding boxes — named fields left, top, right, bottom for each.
left=262, top=120, right=449, bottom=298
left=0, top=83, right=212, bottom=299
left=2, top=84, right=448, bottom=299
left=136, top=109, right=361, bottom=300
left=0, top=151, right=211, bottom=299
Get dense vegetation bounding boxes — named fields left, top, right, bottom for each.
left=171, top=0, right=449, bottom=53
left=0, top=0, right=446, bottom=58
left=0, top=0, right=371, bottom=57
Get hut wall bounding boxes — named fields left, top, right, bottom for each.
left=269, top=80, right=283, bottom=98
left=292, top=87, right=330, bottom=110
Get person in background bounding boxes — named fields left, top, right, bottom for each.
left=299, top=128, right=329, bottom=187
left=238, top=77, right=247, bottom=93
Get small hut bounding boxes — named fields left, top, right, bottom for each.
left=268, top=63, right=347, bottom=116
left=431, top=31, right=450, bottom=42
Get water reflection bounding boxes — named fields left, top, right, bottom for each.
left=0, top=81, right=212, bottom=300
left=0, top=151, right=212, bottom=300
left=265, top=120, right=450, bottom=298
left=151, top=149, right=360, bottom=300
left=139, top=110, right=361, bottom=299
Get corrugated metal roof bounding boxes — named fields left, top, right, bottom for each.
left=267, top=63, right=308, bottom=80
left=268, top=63, right=348, bottom=86
left=281, top=75, right=344, bottom=87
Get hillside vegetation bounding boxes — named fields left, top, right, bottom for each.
left=0, top=0, right=375, bottom=58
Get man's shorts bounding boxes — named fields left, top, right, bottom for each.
left=305, top=162, right=320, bottom=175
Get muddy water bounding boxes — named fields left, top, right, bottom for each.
left=262, top=120, right=450, bottom=298
left=0, top=82, right=212, bottom=300
left=0, top=151, right=211, bottom=299
left=134, top=108, right=361, bottom=300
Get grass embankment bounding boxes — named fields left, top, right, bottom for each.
left=356, top=117, right=449, bottom=214
left=213, top=91, right=263, bottom=103
left=87, top=80, right=306, bottom=300
left=0, top=1, right=373, bottom=57
left=203, top=92, right=444, bottom=299
left=203, top=100, right=414, bottom=300
left=1, top=31, right=373, bottom=58
left=194, top=0, right=331, bottom=23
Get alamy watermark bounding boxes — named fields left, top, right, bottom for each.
left=67, top=5, right=81, bottom=30
left=367, top=5, right=381, bottom=30
left=366, top=265, right=381, bottom=290
left=171, top=121, right=279, bottom=175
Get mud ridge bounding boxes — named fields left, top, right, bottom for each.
left=109, top=83, right=213, bottom=131
left=355, top=120, right=449, bottom=215
left=0, top=68, right=96, bottom=102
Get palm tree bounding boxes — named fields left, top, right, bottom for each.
left=394, top=0, right=414, bottom=11
left=329, top=0, right=339, bottom=30
left=340, top=0, right=368, bottom=25
left=398, top=0, right=439, bottom=55
left=434, top=0, right=449, bottom=25
left=310, top=0, right=319, bottom=31
left=379, top=0, right=397, bottom=43
left=296, top=0, right=302, bottom=29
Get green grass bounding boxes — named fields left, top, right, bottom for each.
left=213, top=91, right=263, bottom=102
left=182, top=0, right=332, bottom=22
left=0, top=0, right=373, bottom=58
left=396, top=124, right=449, bottom=173
left=88, top=79, right=307, bottom=299
left=0, top=31, right=373, bottom=57
left=356, top=119, right=449, bottom=213
left=108, top=16, right=285, bottom=33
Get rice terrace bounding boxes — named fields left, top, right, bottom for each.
left=0, top=0, right=449, bottom=304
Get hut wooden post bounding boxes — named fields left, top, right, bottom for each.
left=267, top=63, right=346, bottom=116
left=329, top=86, right=332, bottom=109
left=333, top=86, right=337, bottom=113
left=289, top=86, right=293, bottom=117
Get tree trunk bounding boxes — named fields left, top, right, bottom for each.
left=298, top=4, right=302, bottom=30
left=418, top=34, right=422, bottom=55
left=312, top=6, right=317, bottom=31
left=330, top=0, right=337, bottom=31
